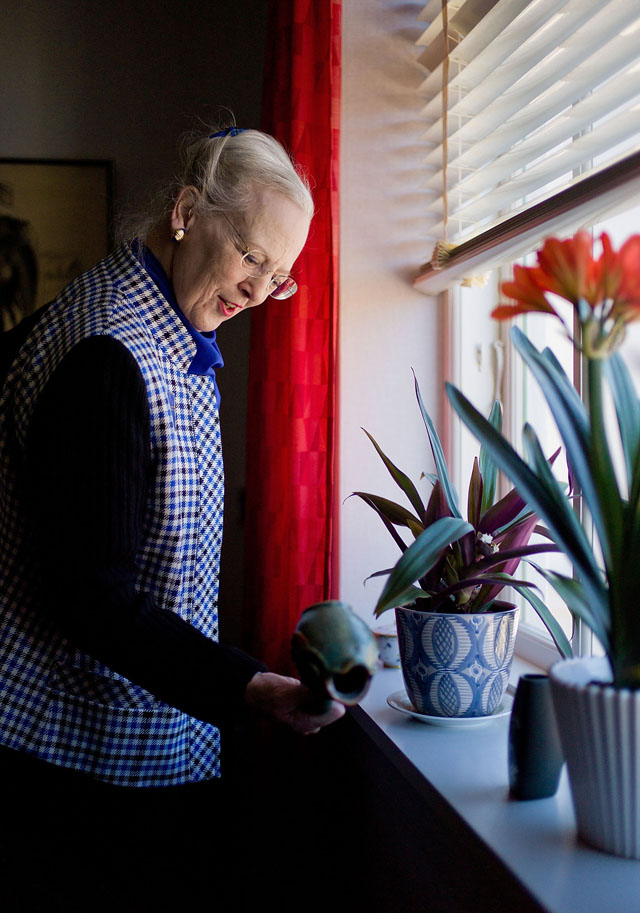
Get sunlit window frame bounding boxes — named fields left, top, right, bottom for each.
left=447, top=202, right=640, bottom=670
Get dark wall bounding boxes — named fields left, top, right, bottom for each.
left=0, top=0, right=269, bottom=643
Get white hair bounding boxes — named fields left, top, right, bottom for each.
left=117, top=126, right=314, bottom=242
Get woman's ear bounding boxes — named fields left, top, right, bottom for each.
left=170, top=186, right=199, bottom=234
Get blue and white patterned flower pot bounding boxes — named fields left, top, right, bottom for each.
left=395, top=605, right=519, bottom=717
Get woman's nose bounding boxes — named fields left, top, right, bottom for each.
left=240, top=274, right=272, bottom=305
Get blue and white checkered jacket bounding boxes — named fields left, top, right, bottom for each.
left=0, top=243, right=224, bottom=787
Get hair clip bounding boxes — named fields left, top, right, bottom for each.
left=209, top=127, right=246, bottom=138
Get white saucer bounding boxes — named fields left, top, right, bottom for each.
left=387, top=689, right=513, bottom=727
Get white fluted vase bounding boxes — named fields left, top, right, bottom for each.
left=550, top=655, right=640, bottom=859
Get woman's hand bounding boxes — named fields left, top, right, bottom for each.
left=244, top=672, right=345, bottom=734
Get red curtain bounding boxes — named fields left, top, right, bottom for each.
left=243, top=0, right=341, bottom=672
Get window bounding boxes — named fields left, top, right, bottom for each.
left=415, top=0, right=640, bottom=288
left=414, top=0, right=640, bottom=666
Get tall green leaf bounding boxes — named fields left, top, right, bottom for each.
left=527, top=561, right=609, bottom=653
left=607, top=353, right=640, bottom=484
left=522, top=425, right=576, bottom=520
left=586, top=358, right=623, bottom=573
left=511, top=328, right=616, bottom=566
left=508, top=581, right=573, bottom=659
left=626, top=419, right=640, bottom=534
left=479, top=400, right=502, bottom=515
left=446, top=382, right=606, bottom=611
left=413, top=371, right=461, bottom=518
left=541, top=345, right=586, bottom=416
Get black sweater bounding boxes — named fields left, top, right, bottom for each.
left=22, top=333, right=264, bottom=727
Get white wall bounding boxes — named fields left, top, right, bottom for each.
left=339, top=1, right=441, bottom=624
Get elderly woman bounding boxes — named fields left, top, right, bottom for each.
left=0, top=126, right=343, bottom=906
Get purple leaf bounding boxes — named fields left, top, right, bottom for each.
left=467, top=457, right=483, bottom=529
left=420, top=552, right=449, bottom=593
left=479, top=447, right=560, bottom=533
left=488, top=599, right=518, bottom=611
left=434, top=574, right=536, bottom=605
left=424, top=479, right=451, bottom=525
left=459, top=530, right=476, bottom=566
left=476, top=514, right=538, bottom=603
left=473, top=542, right=559, bottom=569
left=478, top=488, right=526, bottom=533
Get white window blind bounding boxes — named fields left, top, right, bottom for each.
left=414, top=0, right=640, bottom=293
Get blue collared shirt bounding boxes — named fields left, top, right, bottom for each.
left=139, top=244, right=224, bottom=404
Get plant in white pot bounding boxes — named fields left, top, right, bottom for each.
left=352, top=377, right=570, bottom=719
left=447, top=230, right=640, bottom=857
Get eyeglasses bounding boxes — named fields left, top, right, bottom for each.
left=221, top=212, right=298, bottom=300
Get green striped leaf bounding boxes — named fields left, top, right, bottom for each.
left=413, top=371, right=461, bottom=518
left=375, top=516, right=473, bottom=616
left=479, top=400, right=502, bottom=515
left=362, top=429, right=426, bottom=521
left=607, top=353, right=640, bottom=484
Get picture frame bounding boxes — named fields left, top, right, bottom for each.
left=0, top=158, right=113, bottom=326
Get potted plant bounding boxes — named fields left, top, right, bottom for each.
left=446, top=230, right=640, bottom=856
left=352, top=376, right=570, bottom=719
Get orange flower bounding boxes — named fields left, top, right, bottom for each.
left=492, top=264, right=558, bottom=321
left=535, top=231, right=594, bottom=305
left=494, top=231, right=640, bottom=338
left=611, top=234, right=640, bottom=321
left=596, top=232, right=622, bottom=303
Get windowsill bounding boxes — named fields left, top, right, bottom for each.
left=515, top=626, right=568, bottom=672
left=356, top=665, right=640, bottom=913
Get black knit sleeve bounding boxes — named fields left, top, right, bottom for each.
left=24, top=335, right=265, bottom=726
